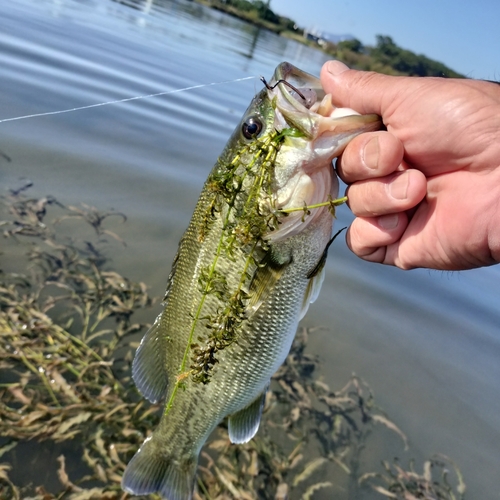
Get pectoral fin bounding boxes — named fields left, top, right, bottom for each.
left=228, top=386, right=269, bottom=444
left=132, top=314, right=169, bottom=404
left=301, top=227, right=346, bottom=320
left=306, top=227, right=346, bottom=280
left=247, top=249, right=292, bottom=314
left=300, top=264, right=326, bottom=320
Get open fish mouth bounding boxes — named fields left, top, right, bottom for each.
left=264, top=62, right=381, bottom=140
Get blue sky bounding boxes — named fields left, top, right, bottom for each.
left=270, top=0, right=500, bottom=80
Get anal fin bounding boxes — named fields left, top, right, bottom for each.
left=228, top=386, right=268, bottom=444
left=132, top=313, right=169, bottom=404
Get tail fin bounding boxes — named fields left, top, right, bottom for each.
left=122, top=436, right=197, bottom=500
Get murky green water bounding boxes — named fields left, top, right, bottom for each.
left=1, top=0, right=500, bottom=498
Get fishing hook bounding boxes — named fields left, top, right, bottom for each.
left=260, top=76, right=307, bottom=102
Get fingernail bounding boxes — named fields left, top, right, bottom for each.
left=363, top=136, right=379, bottom=170
left=389, top=172, right=409, bottom=200
left=378, top=214, right=399, bottom=230
left=326, top=60, right=349, bottom=76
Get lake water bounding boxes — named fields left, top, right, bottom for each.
left=1, top=0, right=500, bottom=498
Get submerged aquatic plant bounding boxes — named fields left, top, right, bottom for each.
left=0, top=186, right=156, bottom=499
left=360, top=455, right=466, bottom=500
left=0, top=188, right=466, bottom=499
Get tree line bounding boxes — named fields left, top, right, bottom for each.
left=335, top=35, right=463, bottom=78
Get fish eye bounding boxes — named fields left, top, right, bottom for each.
left=242, top=116, right=263, bottom=139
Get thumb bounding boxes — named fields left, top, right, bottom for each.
left=320, top=61, right=405, bottom=116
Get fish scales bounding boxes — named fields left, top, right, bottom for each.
left=122, top=62, right=381, bottom=500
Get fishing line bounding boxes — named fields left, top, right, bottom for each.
left=0, top=76, right=257, bottom=124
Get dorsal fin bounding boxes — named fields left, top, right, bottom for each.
left=132, top=314, right=169, bottom=404
left=162, top=240, right=183, bottom=303
left=132, top=238, right=186, bottom=403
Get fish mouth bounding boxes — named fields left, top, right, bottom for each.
left=267, top=62, right=382, bottom=140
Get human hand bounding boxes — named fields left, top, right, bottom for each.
left=321, top=60, right=500, bottom=270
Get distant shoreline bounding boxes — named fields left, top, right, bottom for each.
left=191, top=0, right=463, bottom=78
left=193, top=0, right=293, bottom=36
left=192, top=0, right=334, bottom=57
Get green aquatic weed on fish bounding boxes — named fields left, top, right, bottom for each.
left=186, top=126, right=347, bottom=388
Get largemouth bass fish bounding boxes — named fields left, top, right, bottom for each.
left=122, top=62, right=381, bottom=499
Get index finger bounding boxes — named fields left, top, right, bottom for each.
left=337, top=130, right=404, bottom=184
